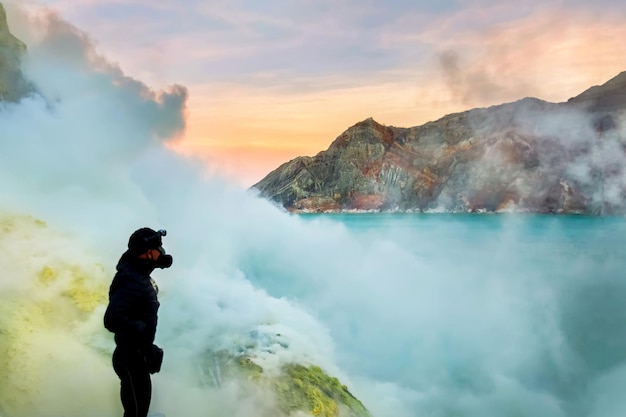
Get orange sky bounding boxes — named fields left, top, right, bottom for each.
left=176, top=8, right=626, bottom=186
left=13, top=1, right=626, bottom=187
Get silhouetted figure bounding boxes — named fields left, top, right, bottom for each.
left=104, top=228, right=173, bottom=417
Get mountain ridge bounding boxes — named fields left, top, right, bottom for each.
left=252, top=73, right=626, bottom=214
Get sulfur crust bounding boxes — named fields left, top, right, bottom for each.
left=0, top=213, right=112, bottom=415
left=201, top=350, right=371, bottom=417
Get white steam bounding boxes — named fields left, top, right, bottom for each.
left=1, top=4, right=626, bottom=417
left=0, top=5, right=352, bottom=417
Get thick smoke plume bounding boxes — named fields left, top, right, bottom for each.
left=1, top=4, right=626, bottom=417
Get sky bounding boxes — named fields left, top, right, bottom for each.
left=2, top=2, right=626, bottom=416
left=9, top=0, right=626, bottom=186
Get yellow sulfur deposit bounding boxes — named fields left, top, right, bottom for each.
left=275, top=364, right=370, bottom=417
left=62, top=267, right=108, bottom=313
left=0, top=213, right=117, bottom=416
left=200, top=350, right=371, bottom=417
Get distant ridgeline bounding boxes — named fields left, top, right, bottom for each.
left=252, top=72, right=626, bottom=214
left=0, top=2, right=32, bottom=101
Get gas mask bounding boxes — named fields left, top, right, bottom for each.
left=130, top=228, right=174, bottom=269
left=155, top=246, right=173, bottom=269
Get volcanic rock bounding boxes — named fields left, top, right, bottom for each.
left=0, top=2, right=31, bottom=101
left=252, top=72, right=626, bottom=214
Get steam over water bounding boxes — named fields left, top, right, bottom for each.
left=2, top=5, right=626, bottom=417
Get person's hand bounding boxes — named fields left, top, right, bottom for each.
left=145, top=344, right=164, bottom=374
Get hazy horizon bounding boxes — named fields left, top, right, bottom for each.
left=4, top=0, right=626, bottom=185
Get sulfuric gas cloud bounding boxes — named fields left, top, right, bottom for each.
left=2, top=4, right=626, bottom=417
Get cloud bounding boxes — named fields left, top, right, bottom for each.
left=437, top=48, right=533, bottom=107
left=431, top=6, right=626, bottom=107
left=0, top=7, right=352, bottom=415
left=0, top=4, right=188, bottom=238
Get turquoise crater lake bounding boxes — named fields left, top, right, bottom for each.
left=240, top=213, right=626, bottom=417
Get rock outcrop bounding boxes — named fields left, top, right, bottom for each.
left=252, top=72, right=626, bottom=214
left=202, top=350, right=371, bottom=417
left=0, top=2, right=31, bottom=101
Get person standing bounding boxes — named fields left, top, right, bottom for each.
left=104, top=227, right=173, bottom=417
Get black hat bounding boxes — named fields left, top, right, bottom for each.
left=128, top=227, right=165, bottom=252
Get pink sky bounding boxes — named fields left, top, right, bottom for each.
left=11, top=0, right=626, bottom=186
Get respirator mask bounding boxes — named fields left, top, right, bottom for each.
left=155, top=244, right=173, bottom=269
left=130, top=228, right=173, bottom=269
left=151, top=229, right=173, bottom=269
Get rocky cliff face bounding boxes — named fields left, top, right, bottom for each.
left=0, top=2, right=31, bottom=101
left=252, top=72, right=626, bottom=214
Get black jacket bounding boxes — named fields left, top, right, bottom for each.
left=104, top=251, right=160, bottom=353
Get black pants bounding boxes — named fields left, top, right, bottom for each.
left=112, top=347, right=151, bottom=417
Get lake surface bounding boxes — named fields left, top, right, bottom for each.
left=240, top=213, right=626, bottom=417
